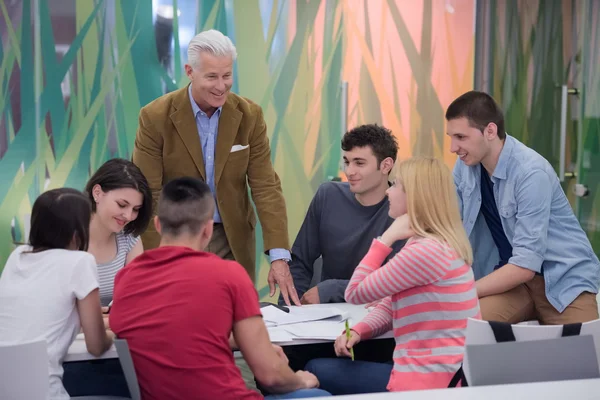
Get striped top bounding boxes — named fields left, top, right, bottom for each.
left=97, top=232, right=139, bottom=306
left=346, top=237, right=480, bottom=392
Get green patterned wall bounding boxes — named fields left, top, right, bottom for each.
left=579, top=0, right=600, bottom=255
left=0, top=0, right=476, bottom=296
left=484, top=0, right=600, bottom=255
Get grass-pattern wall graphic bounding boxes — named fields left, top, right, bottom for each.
left=486, top=0, right=600, bottom=256
left=0, top=0, right=476, bottom=297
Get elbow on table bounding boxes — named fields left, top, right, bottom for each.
left=85, top=342, right=106, bottom=358
left=344, top=289, right=361, bottom=305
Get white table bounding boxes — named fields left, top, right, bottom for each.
left=308, top=378, right=600, bottom=399
left=268, top=302, right=392, bottom=347
left=64, top=303, right=386, bottom=362
left=65, top=334, right=117, bottom=362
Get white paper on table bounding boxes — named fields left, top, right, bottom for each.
left=261, top=305, right=349, bottom=326
left=283, top=321, right=346, bottom=340
left=267, top=327, right=295, bottom=343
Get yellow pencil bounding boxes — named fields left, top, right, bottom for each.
left=345, top=319, right=355, bottom=361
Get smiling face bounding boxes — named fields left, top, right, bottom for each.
left=93, top=186, right=143, bottom=234
left=343, top=146, right=389, bottom=196
left=185, top=52, right=233, bottom=114
left=447, top=117, right=493, bottom=166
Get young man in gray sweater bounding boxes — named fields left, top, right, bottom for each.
left=282, top=124, right=405, bottom=305
left=277, top=124, right=402, bottom=372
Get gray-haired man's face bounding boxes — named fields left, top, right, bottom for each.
left=186, top=52, right=233, bottom=113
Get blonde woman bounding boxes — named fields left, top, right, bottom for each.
left=306, top=157, right=481, bottom=394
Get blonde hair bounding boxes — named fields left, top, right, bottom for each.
left=395, top=157, right=473, bottom=265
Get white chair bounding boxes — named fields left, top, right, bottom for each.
left=0, top=341, right=49, bottom=400
left=114, top=339, right=141, bottom=400
left=0, top=340, right=129, bottom=400
left=463, top=318, right=600, bottom=384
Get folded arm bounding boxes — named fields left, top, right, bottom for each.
left=345, top=239, right=447, bottom=304
left=476, top=170, right=551, bottom=298
left=351, top=296, right=393, bottom=340
left=317, top=279, right=350, bottom=303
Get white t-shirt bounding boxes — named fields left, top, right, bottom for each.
left=0, top=246, right=98, bottom=400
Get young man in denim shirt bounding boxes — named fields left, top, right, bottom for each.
left=446, top=91, right=600, bottom=324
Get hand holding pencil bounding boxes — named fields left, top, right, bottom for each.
left=334, top=320, right=361, bottom=359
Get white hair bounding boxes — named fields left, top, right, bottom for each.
left=187, top=29, right=237, bottom=69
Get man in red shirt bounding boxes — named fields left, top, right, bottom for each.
left=109, top=177, right=329, bottom=399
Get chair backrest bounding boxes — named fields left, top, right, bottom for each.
left=0, top=341, right=48, bottom=400
left=309, top=257, right=323, bottom=288
left=114, top=339, right=141, bottom=400
left=464, top=318, right=600, bottom=384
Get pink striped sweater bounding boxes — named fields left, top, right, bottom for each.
left=346, top=237, right=481, bottom=392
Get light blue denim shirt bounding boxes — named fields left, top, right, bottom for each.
left=188, top=85, right=290, bottom=263
left=453, top=134, right=600, bottom=312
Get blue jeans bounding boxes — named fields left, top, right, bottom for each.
left=305, top=358, right=393, bottom=395
left=265, top=388, right=331, bottom=398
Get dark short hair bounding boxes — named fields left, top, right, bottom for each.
left=85, top=159, right=152, bottom=236
left=341, top=124, right=398, bottom=166
left=158, top=177, right=214, bottom=237
left=445, top=91, right=506, bottom=139
left=29, top=188, right=91, bottom=252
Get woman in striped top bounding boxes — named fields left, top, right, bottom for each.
left=61, top=160, right=153, bottom=397
left=306, top=157, right=480, bottom=394
left=85, top=159, right=153, bottom=307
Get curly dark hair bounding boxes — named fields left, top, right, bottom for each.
left=341, top=124, right=398, bottom=166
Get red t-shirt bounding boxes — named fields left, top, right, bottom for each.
left=110, top=246, right=263, bottom=400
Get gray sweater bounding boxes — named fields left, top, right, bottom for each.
left=283, top=181, right=404, bottom=304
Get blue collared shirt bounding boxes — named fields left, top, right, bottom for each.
left=188, top=85, right=290, bottom=263
left=454, top=134, right=600, bottom=312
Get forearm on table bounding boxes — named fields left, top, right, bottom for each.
left=317, top=279, right=349, bottom=303
left=352, top=298, right=393, bottom=340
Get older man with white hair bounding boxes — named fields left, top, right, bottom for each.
left=134, top=30, right=299, bottom=300
left=133, top=29, right=300, bottom=391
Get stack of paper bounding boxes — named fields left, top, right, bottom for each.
left=261, top=305, right=349, bottom=326
left=282, top=321, right=346, bottom=340
left=267, top=327, right=295, bottom=343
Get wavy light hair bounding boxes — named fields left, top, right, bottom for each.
left=395, top=157, right=473, bottom=265
left=187, top=29, right=237, bottom=69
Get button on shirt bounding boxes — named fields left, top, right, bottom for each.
left=453, top=134, right=600, bottom=312
left=187, top=85, right=290, bottom=263
left=188, top=85, right=222, bottom=223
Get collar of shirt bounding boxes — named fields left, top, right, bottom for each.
left=188, top=84, right=222, bottom=119
left=490, top=134, right=516, bottom=182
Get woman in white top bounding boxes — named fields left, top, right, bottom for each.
left=84, top=158, right=152, bottom=307
left=0, top=188, right=113, bottom=400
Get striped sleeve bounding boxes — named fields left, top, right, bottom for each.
left=126, top=235, right=140, bottom=253
left=345, top=238, right=448, bottom=304
left=351, top=296, right=393, bottom=340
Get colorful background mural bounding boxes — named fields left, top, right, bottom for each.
left=481, top=0, right=600, bottom=257
left=5, top=1, right=597, bottom=299
left=0, top=0, right=477, bottom=298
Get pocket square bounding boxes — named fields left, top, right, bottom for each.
left=230, top=144, right=249, bottom=153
